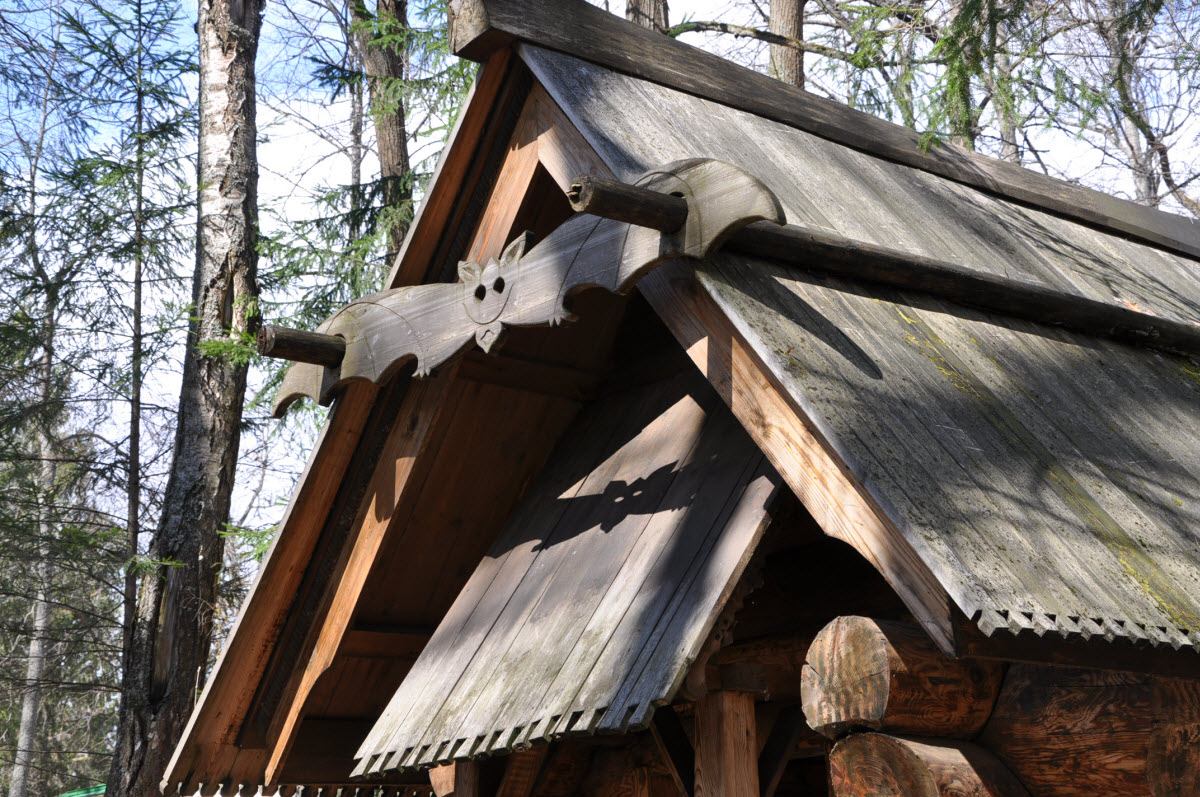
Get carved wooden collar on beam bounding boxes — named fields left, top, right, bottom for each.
left=268, top=159, right=785, bottom=417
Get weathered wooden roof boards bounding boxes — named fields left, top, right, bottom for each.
left=166, top=1, right=1200, bottom=795
left=355, top=369, right=780, bottom=775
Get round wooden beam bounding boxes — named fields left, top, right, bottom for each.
left=829, top=733, right=1030, bottom=797
left=568, top=174, right=1200, bottom=358
left=257, top=325, right=345, bottom=368
left=567, top=175, right=688, bottom=232
left=801, top=616, right=1003, bottom=739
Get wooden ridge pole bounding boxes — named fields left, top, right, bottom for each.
left=569, top=174, right=1200, bottom=358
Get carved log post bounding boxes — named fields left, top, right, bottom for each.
left=829, top=734, right=1030, bottom=797
left=801, top=616, right=1003, bottom=739
left=695, top=690, right=758, bottom=797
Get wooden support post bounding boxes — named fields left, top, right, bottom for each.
left=829, top=733, right=1030, bottom=796
left=695, top=691, right=759, bottom=797
left=257, top=325, right=345, bottom=367
left=802, top=616, right=1003, bottom=740
left=429, top=761, right=482, bottom=797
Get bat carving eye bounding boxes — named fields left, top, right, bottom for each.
left=474, top=285, right=487, bottom=301
left=493, top=277, right=505, bottom=294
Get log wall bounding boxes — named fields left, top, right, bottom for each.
left=800, top=615, right=1200, bottom=797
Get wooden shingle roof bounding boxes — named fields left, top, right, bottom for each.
left=355, top=369, right=780, bottom=774
left=521, top=44, right=1200, bottom=650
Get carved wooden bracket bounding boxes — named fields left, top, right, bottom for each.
left=272, top=159, right=785, bottom=416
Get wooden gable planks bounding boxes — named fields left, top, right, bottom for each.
left=394, top=381, right=690, bottom=769
left=354, top=379, right=653, bottom=772
left=359, top=368, right=785, bottom=772
left=532, top=414, right=771, bottom=742
left=424, top=382, right=711, bottom=762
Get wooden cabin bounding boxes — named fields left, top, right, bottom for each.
left=165, top=2, right=1200, bottom=795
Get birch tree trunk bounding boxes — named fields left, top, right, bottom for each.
left=10, top=424, right=55, bottom=797
left=769, top=0, right=804, bottom=88
left=626, top=0, right=669, bottom=33
left=9, top=73, right=60, bottom=797
left=106, top=0, right=262, bottom=792
left=9, top=575, right=48, bottom=797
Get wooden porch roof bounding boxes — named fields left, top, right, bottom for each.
left=355, top=368, right=780, bottom=774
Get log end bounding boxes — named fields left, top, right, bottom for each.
left=801, top=616, right=893, bottom=739
left=802, top=616, right=1003, bottom=740
left=830, top=734, right=1031, bottom=797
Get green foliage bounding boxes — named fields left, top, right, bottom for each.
left=220, top=522, right=277, bottom=562
left=257, top=0, right=474, bottom=411
left=0, top=0, right=196, bottom=790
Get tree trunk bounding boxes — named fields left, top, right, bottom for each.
left=995, top=52, right=1020, bottom=165
left=106, top=0, right=262, bottom=793
left=626, top=0, right=669, bottom=33
left=9, top=573, right=48, bottom=797
left=349, top=0, right=412, bottom=265
left=348, top=50, right=365, bottom=245
left=769, top=0, right=804, bottom=89
left=10, top=461, right=52, bottom=797
left=9, top=106, right=60, bottom=797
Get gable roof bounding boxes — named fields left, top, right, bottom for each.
left=168, top=2, right=1200, bottom=792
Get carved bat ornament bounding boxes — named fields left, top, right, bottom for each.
left=273, top=159, right=785, bottom=416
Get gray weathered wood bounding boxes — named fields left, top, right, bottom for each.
left=273, top=158, right=784, bottom=417
left=526, top=46, right=1200, bottom=317
left=258, top=325, right=346, bottom=367
left=449, top=0, right=1200, bottom=259
left=566, top=175, right=1200, bottom=357
left=568, top=175, right=687, bottom=232
left=356, top=370, right=783, bottom=775
left=521, top=46, right=1200, bottom=655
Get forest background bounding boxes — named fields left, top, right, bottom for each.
left=0, top=0, right=1196, bottom=795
